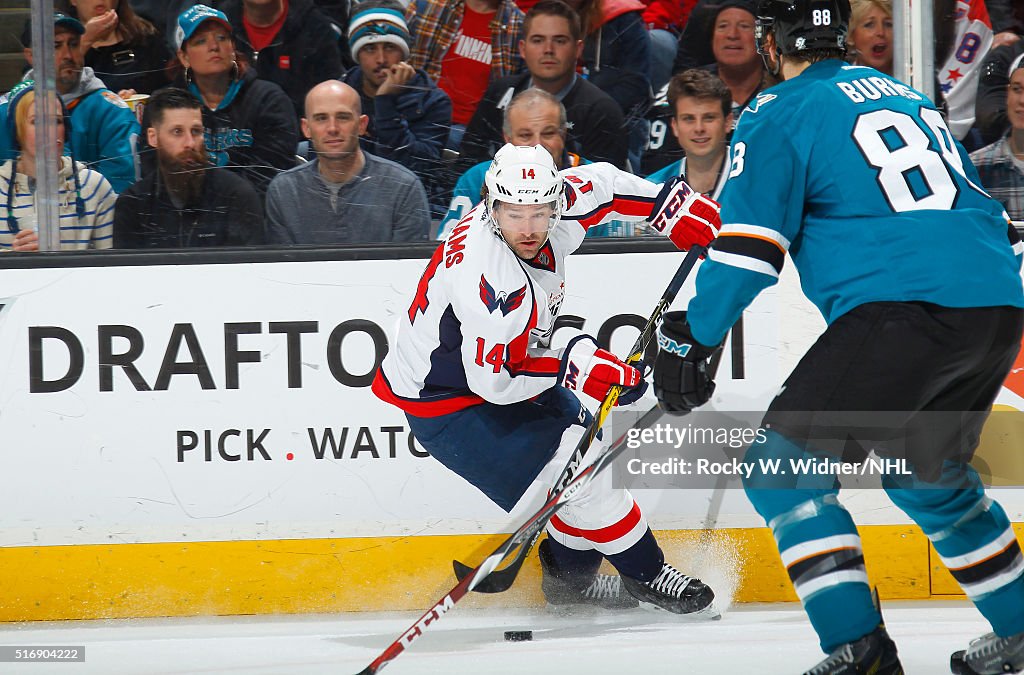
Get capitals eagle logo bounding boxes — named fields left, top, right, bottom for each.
left=479, top=275, right=527, bottom=316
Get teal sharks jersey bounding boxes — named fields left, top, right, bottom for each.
left=688, top=60, right=1024, bottom=346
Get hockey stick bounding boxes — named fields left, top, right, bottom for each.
left=354, top=403, right=668, bottom=675
left=696, top=350, right=730, bottom=553
left=452, top=243, right=707, bottom=593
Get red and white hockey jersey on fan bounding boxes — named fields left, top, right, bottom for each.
left=940, top=0, right=993, bottom=139
left=372, top=163, right=660, bottom=417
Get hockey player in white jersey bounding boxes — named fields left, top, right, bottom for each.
left=373, top=143, right=721, bottom=613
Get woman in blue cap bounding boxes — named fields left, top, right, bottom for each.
left=166, top=4, right=298, bottom=197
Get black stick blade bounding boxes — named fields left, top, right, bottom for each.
left=453, top=556, right=522, bottom=593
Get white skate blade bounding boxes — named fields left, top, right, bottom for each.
left=544, top=602, right=639, bottom=616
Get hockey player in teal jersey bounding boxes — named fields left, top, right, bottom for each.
left=651, top=0, right=1024, bottom=673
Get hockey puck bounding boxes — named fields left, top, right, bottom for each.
left=504, top=630, right=533, bottom=642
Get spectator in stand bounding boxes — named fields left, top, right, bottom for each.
left=645, top=69, right=731, bottom=200
left=564, top=0, right=652, bottom=169
left=441, top=88, right=579, bottom=237
left=672, top=0, right=765, bottom=117
left=672, top=0, right=720, bottom=71
left=1, top=14, right=140, bottom=193
left=985, top=0, right=1023, bottom=48
left=213, top=0, right=345, bottom=119
left=647, top=0, right=765, bottom=175
left=312, top=0, right=357, bottom=66
left=976, top=40, right=1024, bottom=145
left=934, top=0, right=995, bottom=145
left=971, top=1, right=1024, bottom=145
left=1, top=81, right=115, bottom=252
left=114, top=88, right=264, bottom=248
left=704, top=0, right=764, bottom=118
left=131, top=0, right=200, bottom=51
left=442, top=89, right=634, bottom=238
left=643, top=0, right=696, bottom=91
left=404, top=0, right=526, bottom=151
left=266, top=81, right=430, bottom=244
left=56, top=0, right=173, bottom=96
left=340, top=0, right=452, bottom=217
left=567, top=0, right=651, bottom=98
left=133, top=0, right=356, bottom=68
left=847, top=0, right=892, bottom=75
left=969, top=54, right=1024, bottom=222
left=459, top=1, right=626, bottom=172
left=170, top=5, right=298, bottom=196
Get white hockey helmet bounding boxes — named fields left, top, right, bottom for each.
left=484, top=143, right=563, bottom=237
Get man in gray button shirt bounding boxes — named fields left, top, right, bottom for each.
left=266, top=80, right=431, bottom=244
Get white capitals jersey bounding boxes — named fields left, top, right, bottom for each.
left=372, top=163, right=661, bottom=417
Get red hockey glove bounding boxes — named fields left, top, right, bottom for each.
left=560, top=336, right=646, bottom=405
left=649, top=176, right=721, bottom=251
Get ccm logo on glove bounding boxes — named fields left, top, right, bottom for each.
left=657, top=331, right=693, bottom=357
left=564, top=362, right=581, bottom=390
left=649, top=177, right=722, bottom=252
left=560, top=335, right=647, bottom=405
left=649, top=181, right=692, bottom=231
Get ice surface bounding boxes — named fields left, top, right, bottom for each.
left=0, top=600, right=991, bottom=674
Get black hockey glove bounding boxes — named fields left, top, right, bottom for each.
left=653, top=311, right=721, bottom=414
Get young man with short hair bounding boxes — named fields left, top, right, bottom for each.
left=645, top=69, right=733, bottom=199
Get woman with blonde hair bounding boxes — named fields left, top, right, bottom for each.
left=0, top=81, right=116, bottom=252
left=848, top=0, right=893, bottom=75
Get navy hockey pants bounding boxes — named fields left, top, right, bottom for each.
left=406, top=386, right=591, bottom=512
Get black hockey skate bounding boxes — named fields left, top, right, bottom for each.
left=950, top=630, right=1024, bottom=674
left=538, top=539, right=640, bottom=610
left=801, top=624, right=903, bottom=675
left=620, top=562, right=717, bottom=616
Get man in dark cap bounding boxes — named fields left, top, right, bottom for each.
left=0, top=13, right=139, bottom=192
